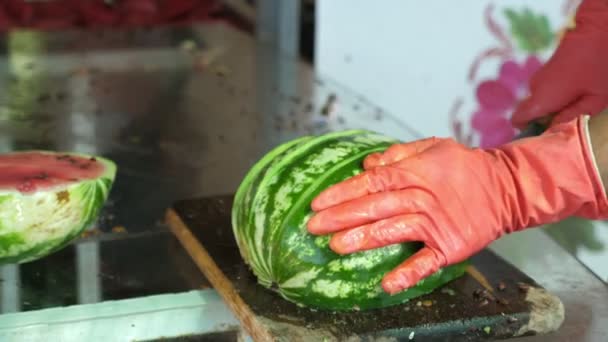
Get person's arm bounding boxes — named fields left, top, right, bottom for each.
left=511, top=0, right=608, bottom=128
left=307, top=113, right=608, bottom=294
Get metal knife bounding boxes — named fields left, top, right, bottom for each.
left=514, top=121, right=548, bottom=140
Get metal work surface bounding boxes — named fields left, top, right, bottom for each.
left=0, top=23, right=605, bottom=341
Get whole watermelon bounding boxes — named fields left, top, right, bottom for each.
left=232, top=130, right=468, bottom=311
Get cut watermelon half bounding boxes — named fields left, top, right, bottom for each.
left=0, top=151, right=116, bottom=264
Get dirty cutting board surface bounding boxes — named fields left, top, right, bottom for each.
left=165, top=195, right=565, bottom=341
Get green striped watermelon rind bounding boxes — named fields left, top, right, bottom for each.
left=232, top=130, right=468, bottom=311
left=232, top=136, right=314, bottom=286
left=0, top=151, right=116, bottom=265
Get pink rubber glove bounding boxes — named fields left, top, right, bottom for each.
left=307, top=116, right=608, bottom=295
left=511, top=0, right=608, bottom=129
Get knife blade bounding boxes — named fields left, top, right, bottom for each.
left=513, top=120, right=549, bottom=140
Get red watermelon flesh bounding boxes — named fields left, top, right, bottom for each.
left=0, top=152, right=107, bottom=194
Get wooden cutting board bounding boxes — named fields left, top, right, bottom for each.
left=165, top=195, right=565, bottom=341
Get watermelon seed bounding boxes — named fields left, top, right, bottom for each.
left=56, top=191, right=70, bottom=203
left=111, top=226, right=127, bottom=233
left=55, top=92, right=67, bottom=101
left=304, top=103, right=313, bottom=113
left=497, top=281, right=506, bottom=291
left=441, top=287, right=456, bottom=296
left=507, top=316, right=518, bottom=323
left=37, top=94, right=50, bottom=102
left=517, top=282, right=530, bottom=292
left=321, top=94, right=337, bottom=116
left=289, top=96, right=302, bottom=104
left=496, top=298, right=509, bottom=306
left=473, top=288, right=492, bottom=301
left=374, top=110, right=383, bottom=121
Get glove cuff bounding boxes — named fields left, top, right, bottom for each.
left=576, top=115, right=608, bottom=219
left=497, top=115, right=608, bottom=232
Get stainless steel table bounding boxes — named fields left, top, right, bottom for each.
left=0, top=22, right=605, bottom=341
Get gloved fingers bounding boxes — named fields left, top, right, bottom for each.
left=328, top=214, right=427, bottom=255
left=311, top=165, right=423, bottom=211
left=381, top=247, right=442, bottom=295
left=552, top=93, right=608, bottom=125
left=363, top=137, right=441, bottom=169
left=510, top=76, right=581, bottom=130
left=308, top=188, right=433, bottom=235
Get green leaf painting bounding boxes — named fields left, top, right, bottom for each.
left=504, top=8, right=554, bottom=53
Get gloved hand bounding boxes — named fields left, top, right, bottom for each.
left=511, top=0, right=608, bottom=129
left=307, top=116, right=608, bottom=295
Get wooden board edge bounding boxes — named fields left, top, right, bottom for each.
left=164, top=208, right=274, bottom=342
